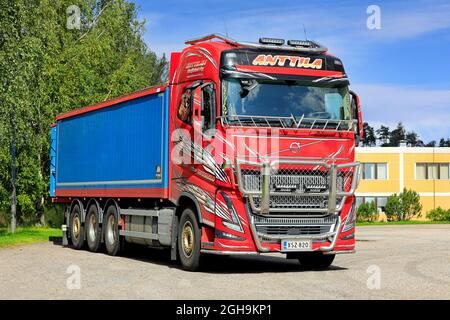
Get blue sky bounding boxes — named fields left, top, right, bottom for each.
left=133, top=0, right=450, bottom=143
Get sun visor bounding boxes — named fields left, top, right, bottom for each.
left=220, top=49, right=348, bottom=85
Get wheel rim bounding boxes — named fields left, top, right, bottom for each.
left=88, top=213, right=97, bottom=242
left=72, top=215, right=81, bottom=240
left=181, top=221, right=194, bottom=258
left=106, top=214, right=116, bottom=245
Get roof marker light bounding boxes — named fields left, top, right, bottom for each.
left=287, top=39, right=316, bottom=48
left=259, top=37, right=285, bottom=45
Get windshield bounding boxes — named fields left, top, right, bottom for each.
left=222, top=79, right=352, bottom=129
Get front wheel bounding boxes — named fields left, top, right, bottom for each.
left=298, top=252, right=335, bottom=269
left=177, top=208, right=202, bottom=271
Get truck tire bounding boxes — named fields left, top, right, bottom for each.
left=178, top=208, right=201, bottom=271
left=85, top=204, right=101, bottom=252
left=104, top=205, right=121, bottom=256
left=69, top=204, right=84, bottom=250
left=298, top=252, right=335, bottom=269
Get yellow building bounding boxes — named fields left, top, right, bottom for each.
left=355, top=147, right=450, bottom=220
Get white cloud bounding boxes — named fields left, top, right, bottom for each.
left=141, top=1, right=450, bottom=58
left=361, top=2, right=450, bottom=41
left=139, top=4, right=360, bottom=58
left=352, top=83, right=450, bottom=141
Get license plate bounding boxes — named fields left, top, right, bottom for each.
left=281, top=239, right=312, bottom=252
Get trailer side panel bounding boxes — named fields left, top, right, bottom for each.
left=54, top=89, right=169, bottom=199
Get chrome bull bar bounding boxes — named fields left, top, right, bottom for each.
left=236, top=159, right=361, bottom=215
left=245, top=208, right=342, bottom=253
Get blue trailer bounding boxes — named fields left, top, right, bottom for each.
left=51, top=85, right=176, bottom=257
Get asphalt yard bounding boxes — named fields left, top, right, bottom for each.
left=0, top=225, right=449, bottom=299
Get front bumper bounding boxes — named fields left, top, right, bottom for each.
left=201, top=201, right=356, bottom=255
left=203, top=159, right=360, bottom=255
left=247, top=211, right=342, bottom=253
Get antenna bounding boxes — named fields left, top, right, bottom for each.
left=303, top=24, right=308, bottom=40
left=223, top=19, right=229, bottom=37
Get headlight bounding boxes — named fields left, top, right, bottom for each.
left=218, top=192, right=244, bottom=233
left=222, top=220, right=242, bottom=232
left=342, top=201, right=356, bottom=232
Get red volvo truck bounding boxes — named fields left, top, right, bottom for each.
left=50, top=34, right=363, bottom=271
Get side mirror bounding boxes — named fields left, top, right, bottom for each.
left=350, top=91, right=363, bottom=144
left=200, top=83, right=216, bottom=134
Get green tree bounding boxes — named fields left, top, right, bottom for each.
left=439, top=138, right=450, bottom=147
left=405, top=131, right=424, bottom=147
left=362, top=122, right=376, bottom=146
left=376, top=125, right=390, bottom=146
left=400, top=188, right=422, bottom=220
left=389, top=122, right=406, bottom=147
left=426, top=207, right=450, bottom=221
left=385, top=194, right=402, bottom=221
left=385, top=189, right=422, bottom=221
left=356, top=201, right=378, bottom=222
left=0, top=0, right=166, bottom=227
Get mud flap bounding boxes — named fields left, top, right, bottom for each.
left=170, top=214, right=179, bottom=260
left=62, top=206, right=70, bottom=247
left=62, top=225, right=68, bottom=247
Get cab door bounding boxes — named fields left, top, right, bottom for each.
left=172, top=81, right=218, bottom=181
left=191, top=82, right=218, bottom=181
left=172, top=81, right=219, bottom=229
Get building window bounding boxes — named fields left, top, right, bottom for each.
left=356, top=196, right=388, bottom=212
left=416, top=163, right=426, bottom=179
left=355, top=197, right=364, bottom=208
left=416, top=163, right=450, bottom=180
left=362, top=163, right=388, bottom=180
left=377, top=163, right=387, bottom=180
left=364, top=196, right=376, bottom=205
left=440, top=164, right=449, bottom=179
left=363, top=163, right=375, bottom=179
left=376, top=197, right=388, bottom=212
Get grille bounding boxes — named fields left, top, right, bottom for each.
left=253, top=214, right=337, bottom=238
left=241, top=167, right=353, bottom=212
left=256, top=225, right=330, bottom=235
left=250, top=195, right=345, bottom=212
left=253, top=215, right=337, bottom=225
left=253, top=195, right=325, bottom=209
left=241, top=168, right=348, bottom=193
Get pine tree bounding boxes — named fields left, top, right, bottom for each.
left=376, top=125, right=390, bottom=146
left=362, top=122, right=376, bottom=146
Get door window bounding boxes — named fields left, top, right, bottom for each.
left=177, top=89, right=193, bottom=124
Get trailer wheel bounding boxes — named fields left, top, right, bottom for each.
left=298, top=252, right=335, bottom=269
left=86, top=204, right=101, bottom=252
left=178, top=208, right=201, bottom=271
left=104, top=205, right=121, bottom=256
left=69, top=204, right=84, bottom=250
